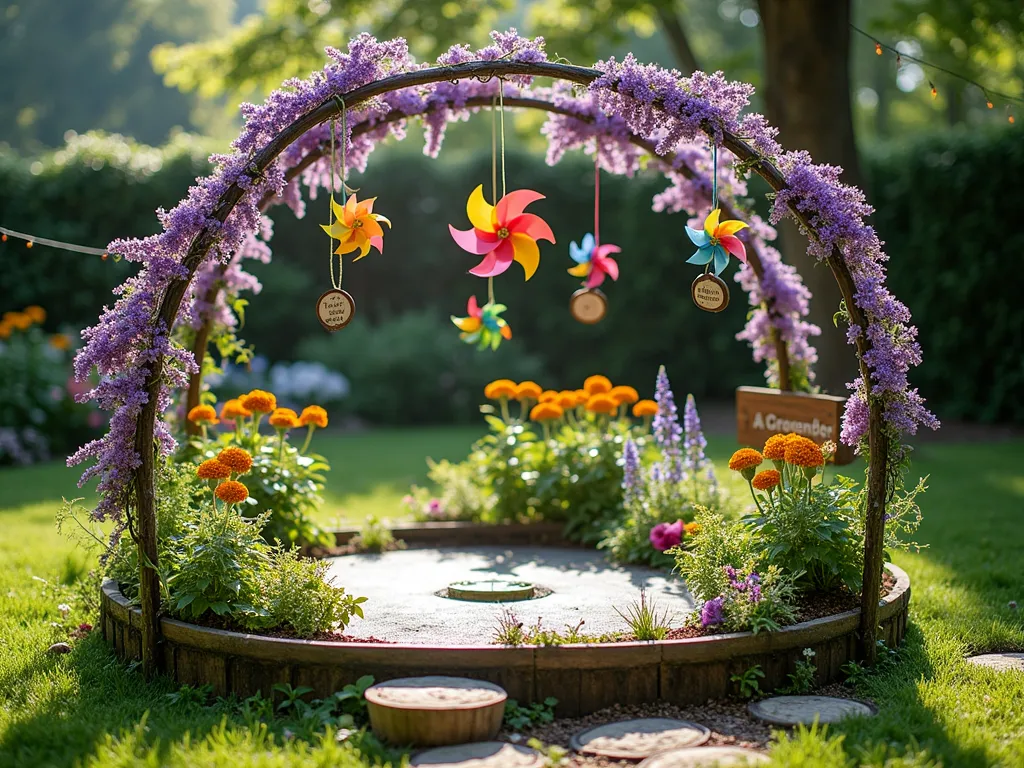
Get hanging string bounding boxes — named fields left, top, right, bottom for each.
left=0, top=225, right=109, bottom=257
left=328, top=96, right=348, bottom=291
left=593, top=153, right=601, bottom=248
left=488, top=96, right=498, bottom=306
left=498, top=78, right=507, bottom=198
left=711, top=141, right=718, bottom=210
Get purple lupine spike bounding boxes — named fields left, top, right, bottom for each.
left=622, top=438, right=643, bottom=506
left=653, top=366, right=683, bottom=484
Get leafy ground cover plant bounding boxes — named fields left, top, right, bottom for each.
left=95, top=451, right=366, bottom=638
left=504, top=697, right=559, bottom=731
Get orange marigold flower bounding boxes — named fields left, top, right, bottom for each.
left=763, top=433, right=791, bottom=460
left=217, top=447, right=253, bottom=475
left=269, top=408, right=300, bottom=429
left=23, top=305, right=46, bottom=323
left=586, top=393, right=618, bottom=415
left=583, top=375, right=612, bottom=395
left=632, top=399, right=659, bottom=417
left=49, top=334, right=72, bottom=351
left=197, top=459, right=232, bottom=480
left=557, top=390, right=577, bottom=409
left=609, top=385, right=639, bottom=405
left=484, top=379, right=517, bottom=399
left=684, top=522, right=701, bottom=536
left=5, top=312, right=32, bottom=330
left=220, top=398, right=252, bottom=420
left=514, top=381, right=543, bottom=401
left=784, top=437, right=824, bottom=468
left=241, top=389, right=277, bottom=414
left=574, top=389, right=588, bottom=405
left=299, top=405, right=328, bottom=428
left=538, top=390, right=559, bottom=403
left=0, top=322, right=12, bottom=340
left=187, top=404, right=219, bottom=425
left=215, top=480, right=249, bottom=504
left=752, top=469, right=781, bottom=491
left=728, top=448, right=764, bottom=472
left=530, top=402, right=564, bottom=421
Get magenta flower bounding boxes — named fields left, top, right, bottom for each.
left=649, top=520, right=683, bottom=551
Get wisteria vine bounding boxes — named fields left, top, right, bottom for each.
left=69, top=30, right=937, bottom=523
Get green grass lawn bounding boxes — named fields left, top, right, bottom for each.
left=1, top=428, right=1024, bottom=767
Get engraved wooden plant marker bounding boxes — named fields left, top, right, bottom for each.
left=691, top=273, right=730, bottom=313
left=570, top=287, right=608, bottom=324
left=316, top=288, right=355, bottom=332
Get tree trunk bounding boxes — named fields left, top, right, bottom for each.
left=654, top=2, right=701, bottom=75
left=757, top=0, right=862, bottom=396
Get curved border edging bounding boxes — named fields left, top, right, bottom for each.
left=100, top=524, right=910, bottom=717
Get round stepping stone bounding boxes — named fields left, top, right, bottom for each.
left=966, top=653, right=1024, bottom=672
left=410, top=742, right=544, bottom=767
left=570, top=718, right=711, bottom=760
left=748, top=696, right=876, bottom=727
left=366, top=676, right=507, bottom=747
left=639, top=746, right=770, bottom=767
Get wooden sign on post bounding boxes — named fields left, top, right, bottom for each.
left=735, top=386, right=856, bottom=465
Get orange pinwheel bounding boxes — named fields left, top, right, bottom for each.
left=449, top=185, right=555, bottom=280
left=320, top=193, right=391, bottom=260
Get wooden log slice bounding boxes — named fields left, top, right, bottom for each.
left=747, top=695, right=876, bottom=727
left=570, top=718, right=711, bottom=760
left=639, top=746, right=770, bottom=767
left=410, top=741, right=544, bottom=767
left=366, top=676, right=508, bottom=747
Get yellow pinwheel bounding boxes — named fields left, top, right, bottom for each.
left=320, top=193, right=391, bottom=260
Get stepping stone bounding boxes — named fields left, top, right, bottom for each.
left=410, top=741, right=544, bottom=767
left=748, top=696, right=876, bottom=727
left=966, top=653, right=1024, bottom=672
left=639, top=746, right=770, bottom=767
left=570, top=718, right=711, bottom=760
left=366, top=676, right=507, bottom=747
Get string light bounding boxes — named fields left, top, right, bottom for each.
left=852, top=24, right=1024, bottom=117
left=0, top=225, right=110, bottom=257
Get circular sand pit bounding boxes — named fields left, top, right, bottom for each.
left=327, top=545, right=692, bottom=643
left=570, top=718, right=711, bottom=759
left=639, top=746, right=769, bottom=767
left=748, top=696, right=876, bottom=727
left=366, top=676, right=507, bottom=746
left=966, top=653, right=1024, bottom=672
left=410, top=742, right=544, bottom=767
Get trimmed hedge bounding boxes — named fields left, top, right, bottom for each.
left=1, top=127, right=1019, bottom=424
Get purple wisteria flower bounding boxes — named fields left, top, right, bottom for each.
left=701, top=596, right=725, bottom=627
left=653, top=366, right=683, bottom=485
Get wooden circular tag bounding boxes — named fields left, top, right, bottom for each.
left=316, top=288, right=356, bottom=332
left=691, top=274, right=729, bottom=313
left=570, top=288, right=607, bottom=324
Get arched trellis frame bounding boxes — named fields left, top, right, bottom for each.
left=124, top=59, right=889, bottom=677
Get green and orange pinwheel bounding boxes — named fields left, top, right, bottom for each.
left=320, top=193, right=391, bottom=260
left=449, top=185, right=555, bottom=280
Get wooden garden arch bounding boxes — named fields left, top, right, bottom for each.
left=131, top=59, right=889, bottom=677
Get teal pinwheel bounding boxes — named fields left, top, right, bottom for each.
left=451, top=296, right=512, bottom=350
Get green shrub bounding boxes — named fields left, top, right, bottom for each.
left=258, top=548, right=366, bottom=636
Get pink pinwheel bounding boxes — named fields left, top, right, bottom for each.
left=567, top=233, right=621, bottom=288
left=449, top=185, right=555, bottom=280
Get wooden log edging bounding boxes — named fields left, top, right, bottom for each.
left=99, top=537, right=910, bottom=717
